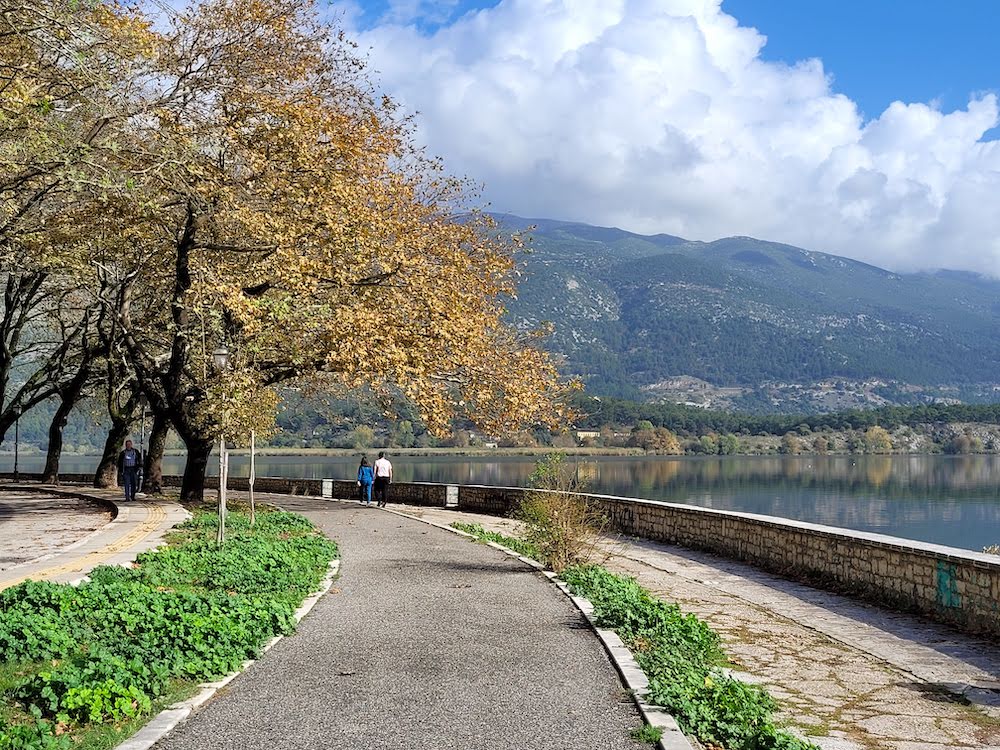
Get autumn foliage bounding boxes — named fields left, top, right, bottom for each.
left=1, top=0, right=565, bottom=499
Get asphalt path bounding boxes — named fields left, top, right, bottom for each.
left=153, top=500, right=640, bottom=750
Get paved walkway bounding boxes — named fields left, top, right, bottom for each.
left=153, top=499, right=640, bottom=750
left=401, top=504, right=1000, bottom=750
left=0, top=490, right=111, bottom=571
left=0, top=484, right=187, bottom=590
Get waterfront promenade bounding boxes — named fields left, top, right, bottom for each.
left=153, top=500, right=639, bottom=750
left=0, top=484, right=186, bottom=590
left=3, top=483, right=999, bottom=749
left=402, top=503, right=1000, bottom=750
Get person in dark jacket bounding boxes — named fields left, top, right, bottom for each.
left=357, top=456, right=374, bottom=505
left=117, top=440, right=142, bottom=502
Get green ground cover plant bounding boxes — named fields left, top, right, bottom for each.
left=0, top=509, right=337, bottom=749
left=450, top=523, right=541, bottom=560
left=562, top=566, right=818, bottom=750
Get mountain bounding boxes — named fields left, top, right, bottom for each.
left=499, top=216, right=1000, bottom=412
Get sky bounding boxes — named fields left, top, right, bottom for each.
left=336, top=0, right=1000, bottom=275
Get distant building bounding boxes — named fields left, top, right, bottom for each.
left=575, top=430, right=601, bottom=440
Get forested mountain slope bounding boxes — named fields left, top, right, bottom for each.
left=502, top=216, right=1000, bottom=410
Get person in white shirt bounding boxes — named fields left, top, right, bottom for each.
left=373, top=451, right=393, bottom=507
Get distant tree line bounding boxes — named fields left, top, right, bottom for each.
left=570, top=394, right=1000, bottom=437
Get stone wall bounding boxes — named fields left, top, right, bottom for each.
left=450, top=483, right=1000, bottom=637
left=6, top=471, right=997, bottom=636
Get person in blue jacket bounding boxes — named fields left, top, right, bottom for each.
left=357, top=456, right=374, bottom=505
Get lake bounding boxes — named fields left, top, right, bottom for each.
left=5, top=453, right=999, bottom=553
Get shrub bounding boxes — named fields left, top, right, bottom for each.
left=517, top=454, right=607, bottom=573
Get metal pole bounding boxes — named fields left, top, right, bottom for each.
left=217, top=434, right=226, bottom=545
left=139, top=406, right=146, bottom=494
left=13, top=416, right=19, bottom=481
left=249, top=430, right=256, bottom=526
left=223, top=443, right=229, bottom=533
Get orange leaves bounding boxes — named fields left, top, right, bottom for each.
left=7, top=0, right=567, bottom=446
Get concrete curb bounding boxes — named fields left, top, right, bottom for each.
left=113, top=558, right=341, bottom=750
left=363, top=500, right=696, bottom=750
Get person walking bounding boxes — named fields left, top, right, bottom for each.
left=373, top=451, right=392, bottom=507
left=357, top=456, right=374, bottom=505
left=117, top=439, right=142, bottom=502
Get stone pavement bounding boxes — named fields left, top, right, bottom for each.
left=400, top=504, right=1000, bottom=750
left=152, top=498, right=641, bottom=750
left=0, top=489, right=111, bottom=572
left=0, top=484, right=188, bottom=590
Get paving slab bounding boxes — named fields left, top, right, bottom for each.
left=0, top=484, right=188, bottom=590
left=152, top=498, right=640, bottom=750
left=0, top=490, right=111, bottom=571
left=400, top=503, right=1000, bottom=750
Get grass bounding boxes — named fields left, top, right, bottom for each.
left=631, top=724, right=664, bottom=744
left=450, top=522, right=541, bottom=560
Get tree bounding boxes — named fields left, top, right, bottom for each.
left=109, top=0, right=563, bottom=501
left=350, top=426, right=375, bottom=450
left=630, top=426, right=682, bottom=454
left=389, top=420, right=416, bottom=448
left=812, top=435, right=829, bottom=454
left=0, top=0, right=153, bottom=446
left=780, top=432, right=801, bottom=455
left=863, top=426, right=893, bottom=454
left=551, top=431, right=577, bottom=449
left=719, top=433, right=739, bottom=455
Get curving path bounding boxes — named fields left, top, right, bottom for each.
left=0, top=490, right=111, bottom=572
left=152, top=499, right=640, bottom=750
left=404, top=504, right=1000, bottom=750
left=0, top=484, right=187, bottom=590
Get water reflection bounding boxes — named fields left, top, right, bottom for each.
left=4, top=453, right=999, bottom=552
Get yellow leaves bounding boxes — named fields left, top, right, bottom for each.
left=197, top=366, right=279, bottom=442
left=5, top=0, right=568, bottom=449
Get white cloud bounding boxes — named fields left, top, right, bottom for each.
left=348, top=0, right=1000, bottom=274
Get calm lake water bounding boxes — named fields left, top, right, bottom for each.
left=6, top=453, right=1000, bottom=552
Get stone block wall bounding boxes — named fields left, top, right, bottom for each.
left=6, top=471, right=997, bottom=636
left=444, top=483, right=1000, bottom=637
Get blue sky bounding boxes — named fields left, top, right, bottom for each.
left=724, top=0, right=1000, bottom=124
left=349, top=1, right=1000, bottom=273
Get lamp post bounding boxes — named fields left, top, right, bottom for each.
left=12, top=405, right=21, bottom=481
left=212, top=346, right=230, bottom=545
left=137, top=396, right=147, bottom=497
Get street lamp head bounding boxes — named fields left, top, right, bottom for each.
left=211, top=346, right=230, bottom=371
left=10, top=404, right=20, bottom=418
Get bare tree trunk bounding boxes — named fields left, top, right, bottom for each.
left=94, top=421, right=129, bottom=488
left=180, top=436, right=214, bottom=503
left=42, top=401, right=71, bottom=483
left=144, top=411, right=169, bottom=493
left=42, top=368, right=91, bottom=483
